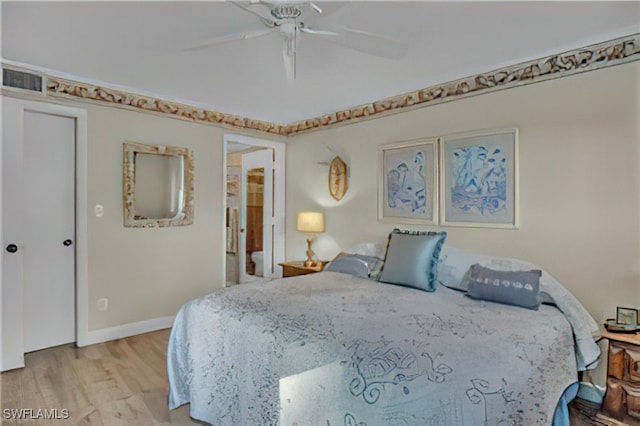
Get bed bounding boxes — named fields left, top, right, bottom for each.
left=167, top=240, right=599, bottom=426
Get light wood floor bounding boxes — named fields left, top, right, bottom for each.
left=1, top=329, right=202, bottom=425
left=0, top=329, right=626, bottom=425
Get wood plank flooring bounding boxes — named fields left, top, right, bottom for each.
left=0, top=329, right=631, bottom=425
left=1, top=330, right=202, bottom=425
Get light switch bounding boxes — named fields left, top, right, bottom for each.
left=95, top=204, right=104, bottom=218
left=97, top=298, right=108, bottom=311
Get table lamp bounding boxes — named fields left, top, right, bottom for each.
left=297, top=212, right=324, bottom=267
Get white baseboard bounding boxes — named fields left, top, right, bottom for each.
left=78, top=316, right=175, bottom=347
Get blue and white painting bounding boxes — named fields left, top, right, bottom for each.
left=387, top=151, right=426, bottom=213
left=443, top=131, right=517, bottom=227
left=381, top=141, right=435, bottom=223
left=451, top=145, right=506, bottom=214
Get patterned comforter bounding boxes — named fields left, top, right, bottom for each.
left=167, top=271, right=586, bottom=425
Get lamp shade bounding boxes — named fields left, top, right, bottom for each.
left=297, top=212, right=324, bottom=233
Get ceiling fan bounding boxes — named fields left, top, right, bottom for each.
left=185, top=1, right=408, bottom=80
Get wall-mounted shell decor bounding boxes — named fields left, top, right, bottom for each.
left=329, top=156, right=347, bottom=201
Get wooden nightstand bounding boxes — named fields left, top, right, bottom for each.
left=598, top=330, right=640, bottom=423
left=279, top=261, right=327, bottom=278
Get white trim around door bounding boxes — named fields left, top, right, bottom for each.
left=223, top=134, right=285, bottom=286
left=0, top=96, right=88, bottom=371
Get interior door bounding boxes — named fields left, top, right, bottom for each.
left=239, top=149, right=274, bottom=283
left=20, top=110, right=76, bottom=352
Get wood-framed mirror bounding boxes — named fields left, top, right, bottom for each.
left=123, top=141, right=194, bottom=228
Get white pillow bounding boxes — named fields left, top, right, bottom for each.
left=344, top=241, right=388, bottom=260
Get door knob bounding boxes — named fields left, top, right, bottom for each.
left=63, top=239, right=73, bottom=246
left=6, top=244, right=18, bottom=253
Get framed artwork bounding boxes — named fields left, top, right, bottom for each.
left=440, top=129, right=519, bottom=228
left=616, top=307, right=638, bottom=325
left=378, top=138, right=438, bottom=224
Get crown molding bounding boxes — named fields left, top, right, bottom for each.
left=4, top=33, right=637, bottom=138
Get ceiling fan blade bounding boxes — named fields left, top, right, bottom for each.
left=306, top=24, right=408, bottom=60
left=310, top=2, right=322, bottom=14
left=282, top=31, right=297, bottom=80
left=299, top=26, right=338, bottom=37
left=183, top=27, right=277, bottom=51
left=232, top=1, right=277, bottom=26
left=309, top=2, right=345, bottom=17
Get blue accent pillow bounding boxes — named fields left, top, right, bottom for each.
left=325, top=253, right=384, bottom=280
left=378, top=230, right=447, bottom=292
left=464, top=264, right=542, bottom=310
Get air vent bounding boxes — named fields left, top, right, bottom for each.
left=2, top=68, right=43, bottom=93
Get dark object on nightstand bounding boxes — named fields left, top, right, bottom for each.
left=598, top=331, right=640, bottom=423
left=604, top=318, right=640, bottom=333
left=279, top=260, right=327, bottom=278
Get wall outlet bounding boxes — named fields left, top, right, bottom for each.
left=97, top=298, right=108, bottom=312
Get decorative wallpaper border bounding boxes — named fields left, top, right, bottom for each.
left=42, top=33, right=639, bottom=137
left=284, top=33, right=640, bottom=135
left=45, top=79, right=288, bottom=136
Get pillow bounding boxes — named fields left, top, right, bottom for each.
left=463, top=264, right=542, bottom=310
left=438, top=245, right=538, bottom=291
left=435, top=245, right=600, bottom=369
left=344, top=241, right=388, bottom=260
left=378, top=230, right=447, bottom=292
left=325, top=252, right=384, bottom=280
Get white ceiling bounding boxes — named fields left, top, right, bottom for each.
left=2, top=1, right=639, bottom=124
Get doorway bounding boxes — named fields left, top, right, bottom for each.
left=1, top=96, right=88, bottom=371
left=223, top=134, right=285, bottom=285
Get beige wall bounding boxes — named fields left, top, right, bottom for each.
left=3, top=60, right=637, bottom=339
left=286, top=62, right=640, bottom=324
left=85, top=105, right=227, bottom=330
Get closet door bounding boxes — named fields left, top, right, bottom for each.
left=8, top=110, right=76, bottom=353
left=23, top=110, right=76, bottom=352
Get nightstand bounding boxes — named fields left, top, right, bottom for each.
left=598, top=330, right=640, bottom=423
left=279, top=261, right=327, bottom=278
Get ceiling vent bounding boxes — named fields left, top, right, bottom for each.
left=2, top=68, right=44, bottom=93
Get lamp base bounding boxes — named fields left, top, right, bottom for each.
left=304, top=236, right=316, bottom=267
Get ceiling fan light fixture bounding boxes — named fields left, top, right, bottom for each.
left=270, top=6, right=301, bottom=20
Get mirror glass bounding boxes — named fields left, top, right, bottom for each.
left=123, top=141, right=194, bottom=228
left=134, top=153, right=184, bottom=219
left=245, top=168, right=264, bottom=276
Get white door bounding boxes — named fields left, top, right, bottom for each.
left=13, top=110, right=76, bottom=353
left=239, top=149, right=274, bottom=283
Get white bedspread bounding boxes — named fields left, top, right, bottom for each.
left=167, top=271, right=584, bottom=425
